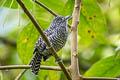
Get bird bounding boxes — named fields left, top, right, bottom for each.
left=30, top=15, right=72, bottom=75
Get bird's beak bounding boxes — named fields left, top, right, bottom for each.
left=65, top=15, right=72, bottom=20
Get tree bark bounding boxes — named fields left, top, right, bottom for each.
left=71, top=0, right=81, bottom=80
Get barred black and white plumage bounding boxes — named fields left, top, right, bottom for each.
left=30, top=15, right=72, bottom=75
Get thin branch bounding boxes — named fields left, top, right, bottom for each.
left=0, top=65, right=63, bottom=71
left=71, top=0, right=81, bottom=80
left=0, top=37, right=16, bottom=47
left=1, top=65, right=119, bottom=80
left=32, top=0, right=71, bottom=28
left=0, top=65, right=119, bottom=80
left=16, top=0, right=71, bottom=80
left=15, top=69, right=27, bottom=80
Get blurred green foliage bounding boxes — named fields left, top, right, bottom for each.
left=84, top=56, right=120, bottom=77
left=0, top=0, right=120, bottom=80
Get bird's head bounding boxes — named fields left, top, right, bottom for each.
left=51, top=15, right=72, bottom=28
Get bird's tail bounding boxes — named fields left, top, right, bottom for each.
left=30, top=50, right=42, bottom=75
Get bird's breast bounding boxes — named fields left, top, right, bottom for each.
left=51, top=28, right=68, bottom=52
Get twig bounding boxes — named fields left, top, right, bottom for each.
left=18, top=5, right=21, bottom=27
left=0, top=0, right=7, bottom=11
left=15, top=69, right=27, bottom=80
left=32, top=0, right=71, bottom=28
left=0, top=65, right=119, bottom=80
left=0, top=65, right=63, bottom=71
left=0, top=65, right=70, bottom=80
left=0, top=37, right=16, bottom=47
left=3, top=0, right=15, bottom=27
left=16, top=0, right=71, bottom=80
left=71, top=0, right=81, bottom=80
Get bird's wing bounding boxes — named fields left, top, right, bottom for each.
left=33, top=37, right=46, bottom=54
left=44, top=23, right=57, bottom=37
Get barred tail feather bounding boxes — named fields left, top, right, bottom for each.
left=30, top=51, right=42, bottom=75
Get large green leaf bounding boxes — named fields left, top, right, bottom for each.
left=78, top=0, right=107, bottom=46
left=38, top=0, right=65, bottom=15
left=62, top=0, right=107, bottom=47
left=84, top=56, right=120, bottom=77
left=17, top=23, right=39, bottom=64
left=62, top=0, right=74, bottom=16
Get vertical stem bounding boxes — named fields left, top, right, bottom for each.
left=71, top=0, right=81, bottom=80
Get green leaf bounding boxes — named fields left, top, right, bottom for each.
left=62, top=0, right=107, bottom=46
left=62, top=0, right=74, bottom=16
left=3, top=0, right=33, bottom=9
left=84, top=56, right=120, bottom=77
left=38, top=0, right=65, bottom=15
left=17, top=23, right=39, bottom=64
left=78, top=0, right=107, bottom=46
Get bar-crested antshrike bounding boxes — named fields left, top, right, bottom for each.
left=30, top=15, right=72, bottom=75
